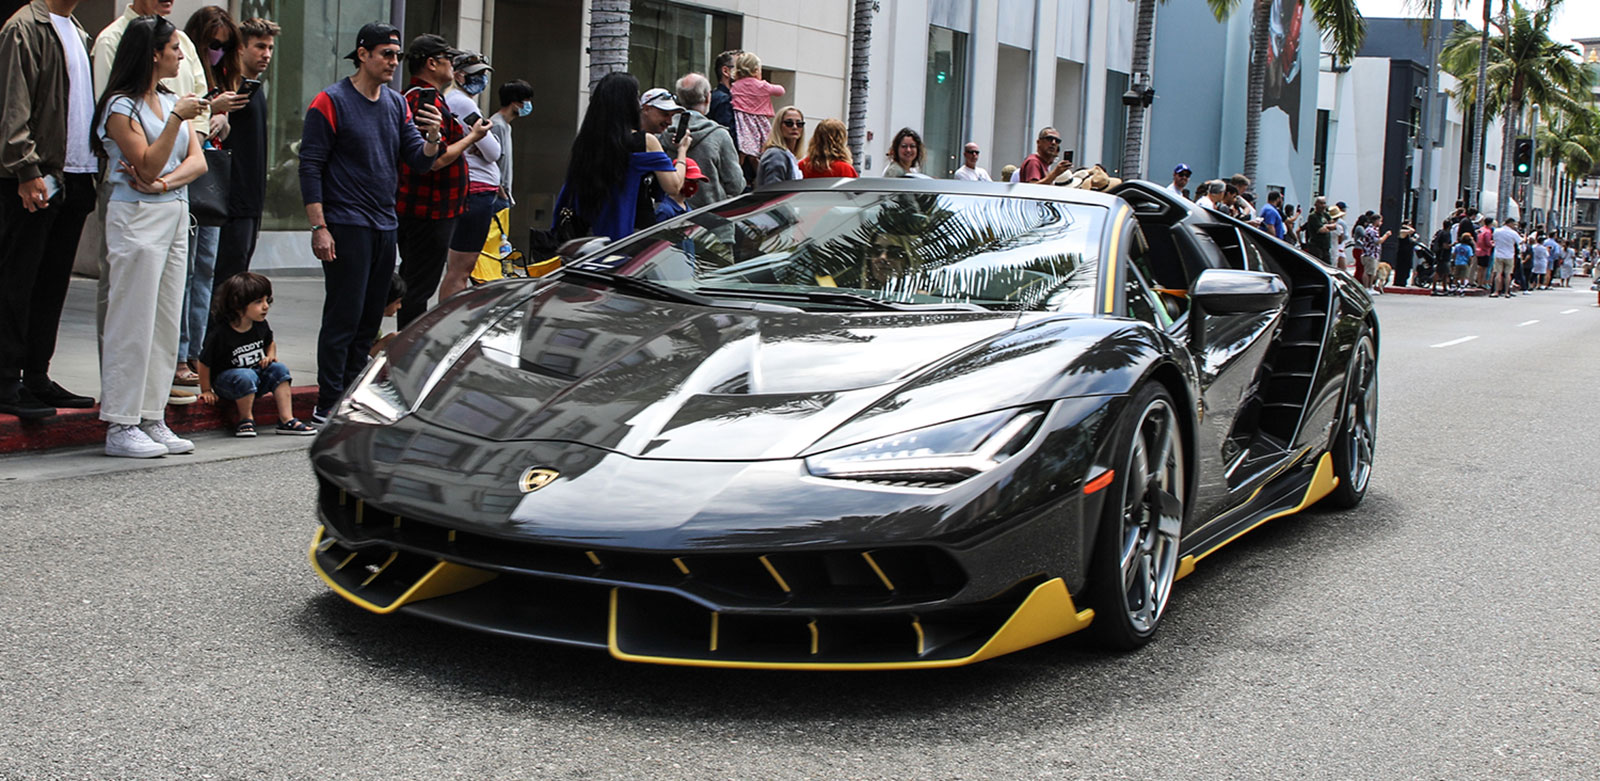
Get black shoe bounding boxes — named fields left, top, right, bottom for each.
left=0, top=382, right=55, bottom=419
left=24, top=376, right=95, bottom=409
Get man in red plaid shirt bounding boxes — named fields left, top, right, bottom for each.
left=395, top=33, right=488, bottom=329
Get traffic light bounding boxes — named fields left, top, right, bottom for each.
left=1513, top=138, right=1533, bottom=177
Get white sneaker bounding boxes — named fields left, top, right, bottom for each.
left=139, top=419, right=195, bottom=455
left=106, top=423, right=168, bottom=458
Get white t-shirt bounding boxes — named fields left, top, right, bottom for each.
left=1491, top=226, right=1520, bottom=259
left=953, top=165, right=990, bottom=182
left=51, top=13, right=96, bottom=174
left=1165, top=182, right=1186, bottom=199
left=443, top=87, right=502, bottom=187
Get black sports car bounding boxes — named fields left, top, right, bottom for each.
left=308, top=179, right=1377, bottom=669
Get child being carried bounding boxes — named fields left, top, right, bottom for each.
left=198, top=273, right=318, bottom=437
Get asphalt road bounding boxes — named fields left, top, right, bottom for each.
left=3, top=285, right=1598, bottom=779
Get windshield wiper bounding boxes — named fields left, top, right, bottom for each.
left=560, top=266, right=715, bottom=307
left=698, top=287, right=988, bottom=312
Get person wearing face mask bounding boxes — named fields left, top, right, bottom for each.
left=437, top=51, right=502, bottom=302
left=489, top=79, right=532, bottom=210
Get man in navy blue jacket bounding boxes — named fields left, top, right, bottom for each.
left=299, top=22, right=441, bottom=421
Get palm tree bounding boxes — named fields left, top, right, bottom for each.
left=1208, top=0, right=1367, bottom=188
left=1441, top=1, right=1591, bottom=220
left=1121, top=0, right=1158, bottom=180
left=847, top=0, right=876, bottom=163
left=588, top=0, right=631, bottom=90
left=1534, top=106, right=1600, bottom=221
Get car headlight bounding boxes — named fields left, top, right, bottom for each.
left=804, top=408, right=1045, bottom=483
left=336, top=353, right=407, bottom=425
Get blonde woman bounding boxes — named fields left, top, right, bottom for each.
left=799, top=118, right=857, bottom=178
left=755, top=106, right=805, bottom=187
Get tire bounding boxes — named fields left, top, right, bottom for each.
left=1320, top=332, right=1377, bottom=509
left=1086, top=383, right=1186, bottom=651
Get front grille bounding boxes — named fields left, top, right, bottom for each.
left=318, top=477, right=967, bottom=611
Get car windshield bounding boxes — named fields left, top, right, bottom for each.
left=575, top=189, right=1107, bottom=312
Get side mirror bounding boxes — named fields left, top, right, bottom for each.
left=557, top=236, right=608, bottom=261
left=1189, top=269, right=1289, bottom=315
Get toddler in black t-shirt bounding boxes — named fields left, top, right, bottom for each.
left=198, top=273, right=317, bottom=437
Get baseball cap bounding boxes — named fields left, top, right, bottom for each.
left=1174, top=163, right=1192, bottom=176
left=640, top=87, right=684, bottom=113
left=345, top=22, right=401, bottom=62
left=1335, top=201, right=1347, bottom=210
left=406, top=34, right=460, bottom=68
left=454, top=51, right=493, bottom=75
left=683, top=158, right=708, bottom=181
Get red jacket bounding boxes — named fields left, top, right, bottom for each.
left=798, top=158, right=858, bottom=179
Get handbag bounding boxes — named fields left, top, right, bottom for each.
left=188, top=147, right=231, bottom=227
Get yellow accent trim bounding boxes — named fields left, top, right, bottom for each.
left=1175, top=556, right=1196, bottom=581
left=710, top=612, right=720, bottom=652
left=392, top=515, right=401, bottom=529
left=447, top=530, right=456, bottom=543
left=354, top=500, right=364, bottom=525
left=585, top=550, right=602, bottom=567
left=1180, top=452, right=1341, bottom=578
left=758, top=555, right=791, bottom=593
left=308, top=526, right=498, bottom=614
left=335, top=552, right=358, bottom=571
left=911, top=617, right=926, bottom=656
left=360, top=551, right=398, bottom=587
left=808, top=620, right=819, bottom=655
left=338, top=488, right=346, bottom=506
left=861, top=552, right=895, bottom=591
left=606, top=578, right=1095, bottom=670
left=815, top=274, right=837, bottom=287
left=1104, top=207, right=1129, bottom=313
left=672, top=557, right=691, bottom=575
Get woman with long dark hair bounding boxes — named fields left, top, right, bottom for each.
left=882, top=128, right=924, bottom=177
left=556, top=72, right=686, bottom=241
left=172, top=6, right=246, bottom=390
left=92, top=15, right=207, bottom=458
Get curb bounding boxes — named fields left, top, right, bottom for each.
left=1378, top=285, right=1488, bottom=297
left=0, top=386, right=320, bottom=454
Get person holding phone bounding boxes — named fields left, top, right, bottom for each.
left=298, top=22, right=442, bottom=424
left=213, top=16, right=277, bottom=285
left=437, top=51, right=501, bottom=301
left=392, top=34, right=487, bottom=330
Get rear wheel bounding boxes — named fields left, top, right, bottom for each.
left=1086, top=384, right=1186, bottom=651
left=1321, top=333, right=1377, bottom=509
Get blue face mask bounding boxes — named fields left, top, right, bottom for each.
left=517, top=101, right=532, bottom=117
left=462, top=74, right=488, bottom=96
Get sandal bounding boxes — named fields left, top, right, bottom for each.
left=275, top=418, right=317, bottom=436
left=174, top=366, right=200, bottom=386
left=235, top=420, right=256, bottom=438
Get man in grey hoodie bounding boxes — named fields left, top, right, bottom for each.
left=669, top=72, right=745, bottom=209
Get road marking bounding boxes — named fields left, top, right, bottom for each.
left=1431, top=336, right=1479, bottom=348
left=1518, top=319, right=1539, bottom=327
left=1560, top=308, right=1578, bottom=314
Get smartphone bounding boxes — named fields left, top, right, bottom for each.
left=203, top=86, right=226, bottom=100
left=416, top=87, right=437, bottom=106
left=237, top=78, right=261, bottom=97
left=672, top=111, right=690, bottom=145
left=462, top=111, right=482, bottom=128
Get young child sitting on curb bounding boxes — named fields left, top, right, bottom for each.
left=197, top=273, right=317, bottom=437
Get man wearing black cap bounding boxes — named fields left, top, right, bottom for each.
left=393, top=33, right=489, bottom=330
left=1167, top=164, right=1191, bottom=199
left=299, top=22, right=443, bottom=423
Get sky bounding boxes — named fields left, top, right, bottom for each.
left=1356, top=0, right=1600, bottom=47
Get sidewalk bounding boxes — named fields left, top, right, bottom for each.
left=0, top=273, right=369, bottom=455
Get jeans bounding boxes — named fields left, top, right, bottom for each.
left=0, top=173, right=96, bottom=378
left=214, top=361, right=291, bottom=400
left=178, top=222, right=219, bottom=362
left=317, top=223, right=396, bottom=411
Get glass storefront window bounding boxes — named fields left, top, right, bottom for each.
left=629, top=0, right=738, bottom=95
left=240, top=0, right=389, bottom=231
left=924, top=26, right=968, bottom=179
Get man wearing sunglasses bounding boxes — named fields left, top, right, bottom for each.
left=952, top=142, right=991, bottom=182
left=1018, top=127, right=1072, bottom=185
left=1167, top=164, right=1191, bottom=199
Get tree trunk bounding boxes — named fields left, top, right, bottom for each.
left=1496, top=99, right=1517, bottom=221
left=1468, top=0, right=1490, bottom=209
left=847, top=0, right=876, bottom=163
left=588, top=0, right=631, bottom=91
left=1242, top=0, right=1271, bottom=187
left=1121, top=0, right=1157, bottom=181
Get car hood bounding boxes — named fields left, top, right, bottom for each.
left=413, top=282, right=1029, bottom=459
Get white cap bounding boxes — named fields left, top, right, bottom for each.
left=640, top=87, right=684, bottom=112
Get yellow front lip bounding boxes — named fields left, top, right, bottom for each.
left=308, top=526, right=497, bottom=614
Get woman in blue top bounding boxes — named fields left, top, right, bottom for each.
left=556, top=72, right=686, bottom=242
left=91, top=15, right=208, bottom=459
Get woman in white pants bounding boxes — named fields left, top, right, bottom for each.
left=92, top=15, right=208, bottom=458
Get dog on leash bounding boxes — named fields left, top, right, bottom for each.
left=1373, top=261, right=1393, bottom=292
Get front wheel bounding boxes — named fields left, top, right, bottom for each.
left=1321, top=333, right=1377, bottom=509
left=1086, top=384, right=1186, bottom=651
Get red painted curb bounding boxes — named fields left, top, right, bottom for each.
left=1379, top=285, right=1488, bottom=297
left=0, top=386, right=320, bottom=454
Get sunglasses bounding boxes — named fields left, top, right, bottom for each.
left=964, top=149, right=980, bottom=155
left=782, top=119, right=805, bottom=128
left=869, top=244, right=906, bottom=260
left=1175, top=172, right=1191, bottom=178
left=374, top=48, right=402, bottom=60
left=1041, top=136, right=1062, bottom=144
left=208, top=41, right=230, bottom=51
